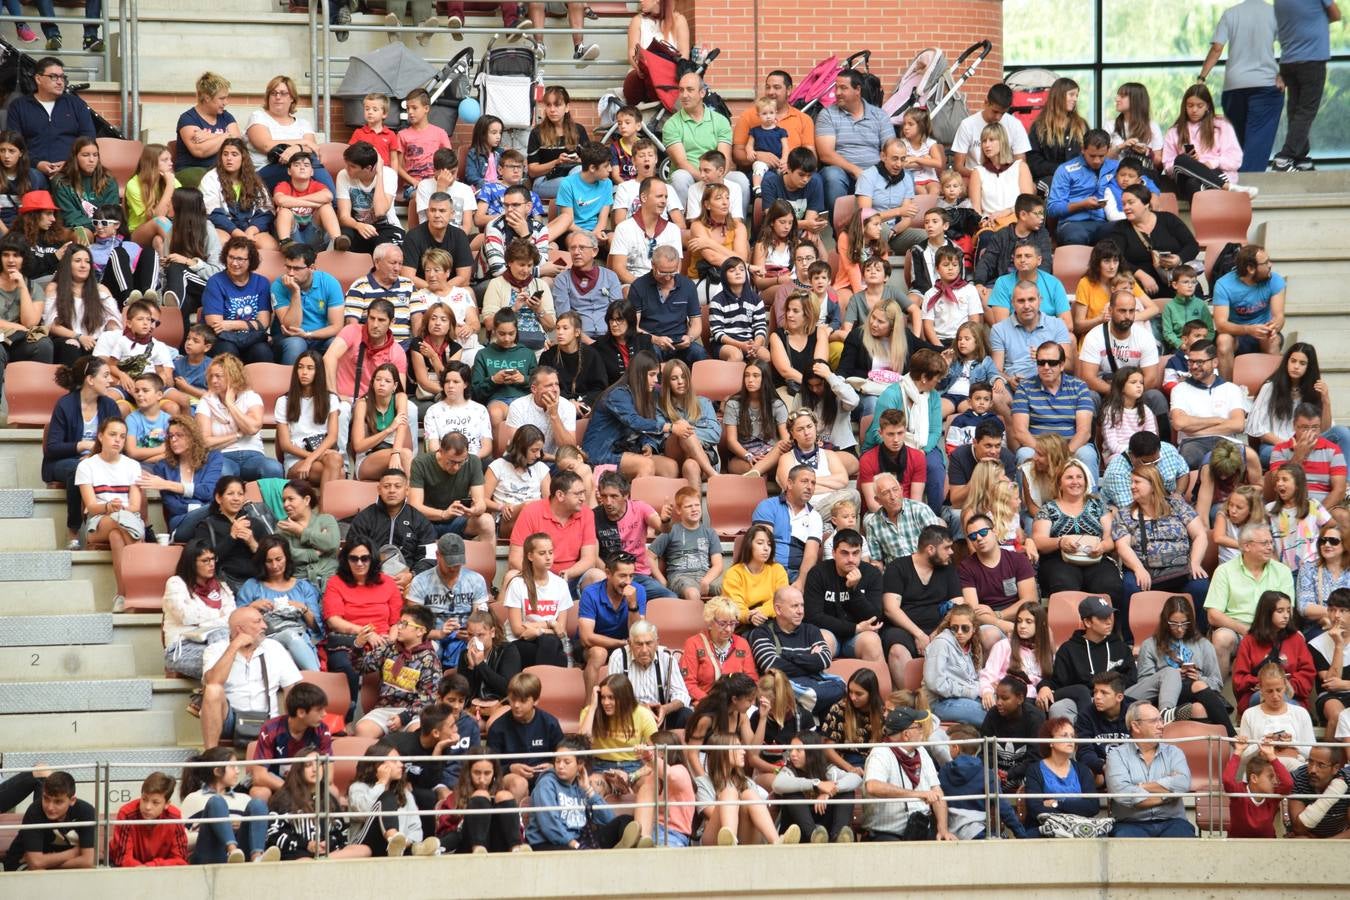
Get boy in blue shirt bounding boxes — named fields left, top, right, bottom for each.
left=525, top=735, right=641, bottom=850
left=945, top=382, right=1000, bottom=453
left=171, top=324, right=214, bottom=405
left=555, top=141, right=614, bottom=239
left=125, top=373, right=172, bottom=464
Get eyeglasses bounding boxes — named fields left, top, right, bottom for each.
left=968, top=527, right=992, bottom=540
left=397, top=619, right=424, bottom=629
left=1166, top=619, right=1191, bottom=628
left=1319, top=536, right=1343, bottom=547
left=269, top=89, right=292, bottom=97
left=1186, top=356, right=1216, bottom=367
left=502, top=201, right=530, bottom=210
left=348, top=554, right=372, bottom=563
left=951, top=624, right=974, bottom=634
left=40, top=72, right=67, bottom=81
left=713, top=619, right=737, bottom=629
left=1035, top=358, right=1062, bottom=367
left=198, top=556, right=218, bottom=565
left=226, top=256, right=251, bottom=265
left=610, top=551, right=637, bottom=565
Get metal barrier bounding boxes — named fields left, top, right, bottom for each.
left=3, top=733, right=1341, bottom=866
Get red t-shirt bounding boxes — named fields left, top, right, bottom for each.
left=857, top=444, right=929, bottom=498
left=350, top=125, right=403, bottom=165
left=511, top=498, right=597, bottom=576
left=274, top=179, right=329, bottom=223
left=321, top=577, right=403, bottom=632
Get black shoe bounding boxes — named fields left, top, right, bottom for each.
left=1270, top=155, right=1294, bottom=172
left=83, top=36, right=104, bottom=52
left=1294, top=158, right=1316, bottom=172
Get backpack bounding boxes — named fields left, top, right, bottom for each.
left=1205, top=241, right=1242, bottom=296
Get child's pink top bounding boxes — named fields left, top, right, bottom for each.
left=1163, top=119, right=1243, bottom=181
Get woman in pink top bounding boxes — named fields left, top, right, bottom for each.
left=1162, top=84, right=1253, bottom=200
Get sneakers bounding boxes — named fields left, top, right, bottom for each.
left=416, top=15, right=439, bottom=46
left=472, top=845, right=489, bottom=854
left=573, top=42, right=599, bottom=66
left=335, top=3, right=351, bottom=42
left=385, top=12, right=400, bottom=42
left=511, top=17, right=533, bottom=40
left=111, top=594, right=126, bottom=614
left=635, top=835, right=654, bottom=848
left=1226, top=183, right=1260, bottom=198
left=809, top=825, right=829, bottom=844
left=615, top=819, right=641, bottom=849
left=45, top=35, right=61, bottom=51
left=126, top=290, right=144, bottom=306
left=227, top=848, right=246, bottom=864
left=446, top=14, right=463, bottom=40
left=83, top=36, right=104, bottom=52
left=186, top=689, right=203, bottom=718
left=780, top=823, right=801, bottom=845
left=143, top=289, right=160, bottom=305
left=258, top=845, right=281, bottom=863
left=1270, top=156, right=1295, bottom=172
left=835, top=825, right=854, bottom=843
left=17, top=25, right=37, bottom=43
left=386, top=832, right=408, bottom=857
left=1160, top=706, right=1178, bottom=726
left=716, top=826, right=737, bottom=846
left=410, top=836, right=439, bottom=856
left=510, top=842, right=532, bottom=852
left=1295, top=158, right=1316, bottom=172
left=583, top=5, right=598, bottom=19
left=162, top=290, right=180, bottom=308
left=332, top=234, right=352, bottom=252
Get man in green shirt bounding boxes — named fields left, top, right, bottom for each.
left=662, top=71, right=748, bottom=208
left=1205, top=522, right=1294, bottom=682
left=409, top=431, right=495, bottom=544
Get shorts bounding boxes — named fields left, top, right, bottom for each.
left=357, top=706, right=407, bottom=735
left=668, top=571, right=722, bottom=597
left=1233, top=334, right=1266, bottom=355
left=1317, top=690, right=1350, bottom=722
left=591, top=758, right=643, bottom=775
left=653, top=824, right=690, bottom=847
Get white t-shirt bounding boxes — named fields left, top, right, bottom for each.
left=951, top=111, right=1031, bottom=164
left=1169, top=378, right=1247, bottom=445
left=423, top=399, right=493, bottom=455
left=1110, top=121, right=1165, bottom=154
left=686, top=179, right=746, bottom=221
left=901, top=135, right=940, bottom=184
left=245, top=109, right=315, bottom=171
left=91, top=331, right=177, bottom=370
left=1336, top=708, right=1350, bottom=741
left=609, top=216, right=684, bottom=280
left=502, top=572, right=573, bottom=638
left=274, top=391, right=340, bottom=468
left=199, top=390, right=266, bottom=454
left=414, top=178, right=477, bottom=226
left=487, top=457, right=549, bottom=507
left=613, top=179, right=684, bottom=221
left=336, top=166, right=401, bottom=228
left=504, top=395, right=577, bottom=456
left=74, top=453, right=141, bottom=504
left=1077, top=322, right=1161, bottom=380
left=201, top=637, right=303, bottom=716
left=920, top=283, right=984, bottom=342
left=42, top=285, right=119, bottom=335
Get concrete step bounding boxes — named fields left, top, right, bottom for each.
left=0, top=430, right=48, bottom=493
left=0, top=489, right=34, bottom=518
left=0, top=678, right=153, bottom=714
left=1, top=709, right=178, bottom=751
left=0, top=643, right=137, bottom=681
left=114, top=614, right=171, bottom=678
left=1255, top=217, right=1350, bottom=259
left=0, top=550, right=69, bottom=582
left=0, top=517, right=62, bottom=551
left=0, top=613, right=112, bottom=648
left=0, top=581, right=97, bottom=616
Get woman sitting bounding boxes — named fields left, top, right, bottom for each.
left=192, top=476, right=268, bottom=593
left=322, top=538, right=405, bottom=704
left=723, top=523, right=788, bottom=626
left=1026, top=77, right=1087, bottom=189
left=42, top=245, right=119, bottom=366
left=51, top=138, right=119, bottom=246
left=1018, top=433, right=1073, bottom=522
left=1296, top=521, right=1350, bottom=636
left=1233, top=590, right=1315, bottom=711
left=266, top=751, right=373, bottom=860
left=1111, top=464, right=1210, bottom=634
left=457, top=609, right=524, bottom=726
left=1135, top=594, right=1233, bottom=733
left=723, top=359, right=790, bottom=477
left=1246, top=342, right=1350, bottom=468
left=1071, top=239, right=1156, bottom=337
left=773, top=733, right=860, bottom=844
left=197, top=353, right=284, bottom=481
left=124, top=142, right=179, bottom=249
left=1110, top=183, right=1199, bottom=298
left=750, top=202, right=804, bottom=294
left=837, top=300, right=915, bottom=416
left=140, top=415, right=225, bottom=541
left=202, top=235, right=275, bottom=363
left=276, top=479, right=340, bottom=591
left=796, top=362, right=860, bottom=476
left=485, top=425, right=550, bottom=541
left=1021, top=717, right=1101, bottom=829
left=1032, top=457, right=1122, bottom=602
left=922, top=605, right=986, bottom=727
left=274, top=350, right=344, bottom=490
left=968, top=123, right=1033, bottom=233
left=593, top=298, right=654, bottom=387
left=174, top=72, right=242, bottom=186
left=580, top=673, right=658, bottom=776
left=747, top=669, right=814, bottom=792
left=768, top=291, right=828, bottom=401
left=482, top=240, right=555, bottom=352
left=236, top=535, right=323, bottom=671
left=407, top=301, right=463, bottom=422
left=623, top=0, right=691, bottom=105
left=43, top=356, right=120, bottom=547
left=819, top=667, right=885, bottom=775
left=351, top=362, right=415, bottom=480
left=159, top=187, right=224, bottom=320
left=501, top=532, right=572, bottom=669
left=657, top=357, right=721, bottom=488
left=581, top=349, right=680, bottom=480
left=703, top=734, right=799, bottom=846
left=422, top=360, right=492, bottom=460
left=162, top=540, right=234, bottom=678
left=75, top=417, right=144, bottom=554
left=245, top=75, right=332, bottom=193
left=678, top=596, right=758, bottom=705
left=686, top=184, right=748, bottom=300
left=199, top=137, right=277, bottom=250
left=776, top=408, right=857, bottom=516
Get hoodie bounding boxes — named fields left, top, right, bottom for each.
left=357, top=638, right=442, bottom=720
left=1074, top=701, right=1132, bottom=776
left=108, top=799, right=189, bottom=867
left=525, top=771, right=614, bottom=847
left=938, top=754, right=1029, bottom=839
left=1046, top=629, right=1137, bottom=693
left=923, top=629, right=980, bottom=702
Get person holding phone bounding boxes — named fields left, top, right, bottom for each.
left=1045, top=129, right=1118, bottom=247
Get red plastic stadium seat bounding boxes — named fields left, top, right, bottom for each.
left=827, top=658, right=893, bottom=696
left=244, top=362, right=291, bottom=425
left=523, top=664, right=586, bottom=732
left=464, top=538, right=498, bottom=589
left=1127, top=590, right=1174, bottom=650
left=705, top=473, right=767, bottom=539
left=319, top=479, right=379, bottom=520
left=1190, top=190, right=1252, bottom=246
left=4, top=362, right=63, bottom=426
left=1232, top=353, right=1281, bottom=397
left=644, top=597, right=707, bottom=654
left=318, top=142, right=348, bottom=182
left=691, top=359, right=746, bottom=403
left=1052, top=244, right=1093, bottom=297
left=156, top=306, right=184, bottom=349
left=316, top=250, right=375, bottom=294
left=255, top=248, right=286, bottom=284
left=330, top=735, right=376, bottom=800
left=115, top=543, right=183, bottom=612
left=630, top=475, right=687, bottom=514
left=902, top=657, right=924, bottom=691
left=832, top=195, right=858, bottom=237
left=97, top=137, right=144, bottom=188
left=1047, top=591, right=1093, bottom=648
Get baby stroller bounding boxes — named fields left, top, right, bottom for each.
left=1005, top=68, right=1059, bottom=134
left=789, top=50, right=879, bottom=119
left=883, top=39, right=992, bottom=145
left=476, top=34, right=543, bottom=136
left=424, top=47, right=477, bottom=135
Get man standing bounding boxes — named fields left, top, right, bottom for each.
left=732, top=69, right=816, bottom=171
left=579, top=550, right=647, bottom=693
left=814, top=69, right=892, bottom=220
left=200, top=607, right=303, bottom=749
left=753, top=464, right=823, bottom=591
left=1010, top=340, right=1098, bottom=475
left=1200, top=0, right=1283, bottom=172
left=348, top=467, right=438, bottom=590
left=1076, top=290, right=1168, bottom=428
left=749, top=586, right=845, bottom=714
left=607, top=619, right=691, bottom=728
left=345, top=244, right=420, bottom=342
left=630, top=245, right=706, bottom=364
left=855, top=138, right=923, bottom=254
left=592, top=471, right=674, bottom=599
left=1212, top=245, right=1286, bottom=379
left=399, top=193, right=474, bottom=290
left=1104, top=703, right=1195, bottom=837
left=881, top=525, right=963, bottom=666
left=1205, top=522, right=1294, bottom=682
left=5, top=56, right=94, bottom=174
left=951, top=84, right=1031, bottom=179
left=504, top=367, right=578, bottom=461
left=409, top=432, right=496, bottom=543
left=1168, top=338, right=1248, bottom=470
left=1272, top=0, right=1341, bottom=171
left=407, top=533, right=491, bottom=667
left=271, top=242, right=345, bottom=365
left=864, top=472, right=942, bottom=568
left=1267, top=403, right=1347, bottom=508
left=609, top=177, right=683, bottom=284
left=1046, top=129, right=1118, bottom=246
left=663, top=71, right=745, bottom=206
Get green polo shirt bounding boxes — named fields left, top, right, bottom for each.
left=1204, top=556, right=1294, bottom=626
left=662, top=106, right=733, bottom=166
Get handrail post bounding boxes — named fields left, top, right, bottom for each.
left=130, top=0, right=140, bottom=139
left=96, top=761, right=109, bottom=868
left=117, top=0, right=127, bottom=136
left=309, top=1, right=319, bottom=137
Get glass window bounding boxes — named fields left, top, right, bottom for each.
left=1102, top=0, right=1228, bottom=64
left=1004, top=0, right=1096, bottom=66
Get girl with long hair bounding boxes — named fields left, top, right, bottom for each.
left=539, top=309, right=608, bottom=410
left=981, top=603, right=1055, bottom=710
left=657, top=357, right=721, bottom=487
left=1109, top=82, right=1163, bottom=169
left=275, top=350, right=343, bottom=488
left=769, top=290, right=829, bottom=400
left=922, top=605, right=987, bottom=727
left=581, top=348, right=680, bottom=479
left=422, top=360, right=492, bottom=458
left=1233, top=591, right=1315, bottom=712
left=581, top=673, right=657, bottom=774
left=266, top=750, right=374, bottom=859
left=1135, top=594, right=1234, bottom=733
left=160, top=187, right=224, bottom=319
left=1268, top=462, right=1332, bottom=570
left=1212, top=483, right=1265, bottom=567
left=1018, top=432, right=1071, bottom=520
left=1027, top=77, right=1088, bottom=187
left=682, top=673, right=758, bottom=777
left=161, top=540, right=233, bottom=678
left=436, top=748, right=524, bottom=853
left=834, top=207, right=886, bottom=295
left=773, top=732, right=860, bottom=843
left=179, top=747, right=273, bottom=864
left=723, top=358, right=791, bottom=476
left=1163, top=83, right=1250, bottom=200
left=44, top=356, right=119, bottom=542
left=351, top=362, right=414, bottom=479
left=527, top=86, right=589, bottom=199
left=0, top=130, right=43, bottom=230
left=200, top=136, right=277, bottom=249
left=964, top=458, right=1025, bottom=555
left=797, top=359, right=861, bottom=468
left=1248, top=341, right=1350, bottom=467
left=722, top=523, right=788, bottom=626
left=197, top=352, right=285, bottom=480
left=485, top=424, right=550, bottom=539
left=1099, top=366, right=1156, bottom=464
left=42, top=244, right=119, bottom=365
left=141, top=414, right=224, bottom=540
left=838, top=301, right=910, bottom=413
left=74, top=416, right=144, bottom=554
left=703, top=734, right=800, bottom=846
left=936, top=320, right=1005, bottom=418
left=464, top=114, right=504, bottom=188
left=747, top=669, right=811, bottom=790
left=52, top=137, right=118, bottom=244
left=348, top=744, right=440, bottom=857
left=501, top=533, right=571, bottom=668
left=820, top=667, right=885, bottom=773
left=124, top=142, right=178, bottom=246
left=899, top=106, right=944, bottom=193
left=751, top=199, right=803, bottom=292
left=14, top=190, right=67, bottom=281
left=457, top=609, right=524, bottom=722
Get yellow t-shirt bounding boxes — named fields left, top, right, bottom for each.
left=723, top=562, right=789, bottom=623
left=124, top=175, right=182, bottom=230
left=580, top=703, right=658, bottom=761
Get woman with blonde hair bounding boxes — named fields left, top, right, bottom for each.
left=838, top=301, right=910, bottom=413
left=1032, top=456, right=1122, bottom=604
left=747, top=669, right=810, bottom=791
left=963, top=458, right=1031, bottom=560
left=196, top=353, right=284, bottom=481
left=124, top=142, right=178, bottom=246
left=679, top=596, right=758, bottom=703
left=1018, top=432, right=1074, bottom=520
left=768, top=290, right=829, bottom=401
left=968, top=123, right=1033, bottom=231
left=175, top=72, right=242, bottom=187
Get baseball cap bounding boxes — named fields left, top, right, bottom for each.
left=1078, top=595, right=1113, bottom=620
left=437, top=533, right=466, bottom=566
left=882, top=707, right=928, bottom=735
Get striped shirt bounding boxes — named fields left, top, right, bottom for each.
left=606, top=645, right=691, bottom=709
left=1011, top=373, right=1094, bottom=439
left=708, top=286, right=768, bottom=344
left=1270, top=437, right=1346, bottom=505
left=344, top=271, right=419, bottom=340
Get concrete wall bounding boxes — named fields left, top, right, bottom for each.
left=1, top=840, right=1338, bottom=898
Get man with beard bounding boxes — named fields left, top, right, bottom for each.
left=1212, top=244, right=1285, bottom=379
left=881, top=525, right=962, bottom=667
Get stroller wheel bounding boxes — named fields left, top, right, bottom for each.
left=657, top=156, right=672, bottom=183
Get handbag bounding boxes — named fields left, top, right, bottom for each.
left=1135, top=507, right=1190, bottom=582
left=232, top=654, right=274, bottom=748
left=900, top=810, right=937, bottom=841
left=1037, top=812, right=1115, bottom=838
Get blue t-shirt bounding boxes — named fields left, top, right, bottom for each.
left=760, top=169, right=826, bottom=221
left=174, top=107, right=238, bottom=170
left=854, top=164, right=917, bottom=211
left=987, top=269, right=1070, bottom=316
left=577, top=580, right=648, bottom=642
left=202, top=272, right=272, bottom=324
left=556, top=172, right=614, bottom=232
left=1274, top=0, right=1333, bottom=62
left=749, top=124, right=788, bottom=157
left=126, top=408, right=171, bottom=449
left=271, top=270, right=344, bottom=334
left=1212, top=270, right=1286, bottom=325
left=173, top=355, right=210, bottom=390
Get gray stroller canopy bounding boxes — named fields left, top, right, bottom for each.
left=335, top=42, right=438, bottom=98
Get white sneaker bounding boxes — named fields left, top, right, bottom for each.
left=258, top=845, right=281, bottom=863
left=384, top=12, right=400, bottom=42
left=446, top=14, right=462, bottom=40
left=416, top=15, right=438, bottom=45
left=226, top=848, right=245, bottom=863
left=410, top=836, right=439, bottom=856
left=1227, top=183, right=1260, bottom=198
left=111, top=594, right=126, bottom=613
left=573, top=42, right=599, bottom=65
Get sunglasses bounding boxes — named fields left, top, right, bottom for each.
left=348, top=554, right=372, bottom=563
left=968, top=527, right=992, bottom=540
left=952, top=624, right=974, bottom=634
left=92, top=218, right=119, bottom=228
left=1319, top=536, right=1343, bottom=547
left=1035, top=358, right=1062, bottom=367
left=1166, top=619, right=1191, bottom=628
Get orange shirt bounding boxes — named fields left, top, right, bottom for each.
left=733, top=105, right=816, bottom=162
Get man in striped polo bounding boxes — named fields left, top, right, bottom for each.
left=1010, top=338, right=1098, bottom=475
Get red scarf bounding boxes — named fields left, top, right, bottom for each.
left=925, top=276, right=970, bottom=313
left=123, top=327, right=153, bottom=347
left=504, top=269, right=535, bottom=290
left=570, top=265, right=598, bottom=294
left=192, top=578, right=224, bottom=610
left=386, top=640, right=433, bottom=684
left=890, top=745, right=923, bottom=785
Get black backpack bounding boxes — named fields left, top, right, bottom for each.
left=1205, top=241, right=1242, bottom=297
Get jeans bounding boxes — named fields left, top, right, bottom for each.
left=171, top=505, right=213, bottom=542
left=922, top=446, right=946, bottom=513
left=274, top=335, right=333, bottom=366
left=271, top=629, right=321, bottom=670
left=634, top=572, right=675, bottom=600
left=1277, top=61, right=1327, bottom=162
left=1132, top=666, right=1234, bottom=735
left=652, top=339, right=708, bottom=365
left=1055, top=218, right=1115, bottom=247
left=37, top=0, right=100, bottom=40
left=221, top=449, right=285, bottom=481
left=1111, top=817, right=1195, bottom=838
left=48, top=456, right=82, bottom=531
left=1221, top=86, right=1285, bottom=173
left=1016, top=442, right=1099, bottom=482
left=211, top=329, right=275, bottom=364
left=532, top=173, right=572, bottom=201
left=192, top=793, right=267, bottom=863
left=931, top=696, right=987, bottom=728
left=819, top=166, right=857, bottom=227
